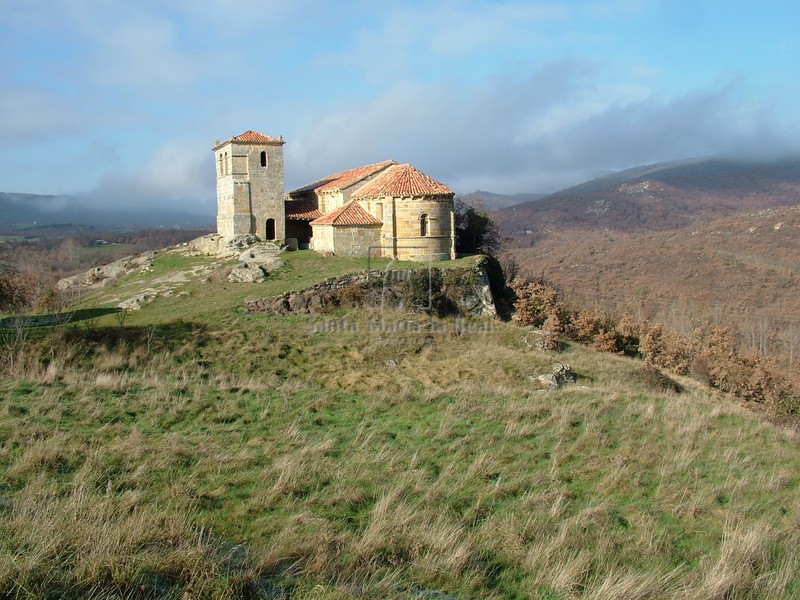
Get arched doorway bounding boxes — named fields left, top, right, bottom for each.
left=265, top=218, right=276, bottom=241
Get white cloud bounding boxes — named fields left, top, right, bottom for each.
left=286, top=64, right=800, bottom=195
left=76, top=136, right=215, bottom=214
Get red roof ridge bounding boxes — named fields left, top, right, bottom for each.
left=310, top=200, right=382, bottom=226
left=232, top=130, right=283, bottom=143
left=352, top=163, right=452, bottom=199
left=214, top=130, right=283, bottom=149
left=291, top=160, right=397, bottom=194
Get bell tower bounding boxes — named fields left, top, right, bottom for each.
left=213, top=130, right=285, bottom=239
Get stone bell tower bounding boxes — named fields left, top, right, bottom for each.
left=212, top=130, right=285, bottom=240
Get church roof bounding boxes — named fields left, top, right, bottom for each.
left=285, top=199, right=323, bottom=220
left=291, top=160, right=397, bottom=194
left=310, top=200, right=382, bottom=226
left=231, top=130, right=283, bottom=143
left=213, top=130, right=283, bottom=150
left=352, top=163, right=453, bottom=198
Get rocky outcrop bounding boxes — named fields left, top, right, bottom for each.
left=117, top=289, right=158, bottom=311
left=187, top=233, right=262, bottom=258
left=57, top=252, right=157, bottom=291
left=228, top=263, right=268, bottom=283
left=245, top=265, right=498, bottom=317
left=245, top=272, right=368, bottom=315
left=535, top=363, right=577, bottom=389
left=186, top=234, right=285, bottom=282
left=226, top=244, right=285, bottom=283
left=446, top=266, right=497, bottom=318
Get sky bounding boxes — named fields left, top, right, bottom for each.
left=2, top=0, right=800, bottom=216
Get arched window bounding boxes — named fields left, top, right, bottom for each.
left=260, top=151, right=267, bottom=167
left=218, top=153, right=223, bottom=176
left=265, top=218, right=276, bottom=241
left=420, top=213, right=428, bottom=237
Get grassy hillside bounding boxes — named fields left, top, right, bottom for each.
left=2, top=249, right=800, bottom=598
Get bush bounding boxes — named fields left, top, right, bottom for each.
left=511, top=277, right=565, bottom=329
left=509, top=275, right=800, bottom=413
left=454, top=199, right=501, bottom=256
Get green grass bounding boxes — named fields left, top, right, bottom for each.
left=74, top=248, right=479, bottom=328
left=76, top=242, right=137, bottom=259
left=2, top=251, right=800, bottom=598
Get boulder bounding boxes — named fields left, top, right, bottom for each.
left=188, top=234, right=261, bottom=257
left=228, top=263, right=267, bottom=283
left=238, top=245, right=284, bottom=273
left=536, top=363, right=577, bottom=390
left=117, top=289, right=158, bottom=311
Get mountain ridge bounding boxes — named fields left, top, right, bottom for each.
left=497, top=155, right=800, bottom=241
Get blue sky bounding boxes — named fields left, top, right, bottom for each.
left=2, top=0, right=799, bottom=215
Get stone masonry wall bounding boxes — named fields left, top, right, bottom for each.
left=393, top=195, right=453, bottom=260
left=332, top=225, right=382, bottom=257
left=247, top=142, right=285, bottom=241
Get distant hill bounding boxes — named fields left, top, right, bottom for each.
left=510, top=203, right=800, bottom=317
left=502, top=156, right=800, bottom=367
left=458, top=190, right=546, bottom=211
left=497, top=156, right=800, bottom=243
left=0, top=192, right=214, bottom=230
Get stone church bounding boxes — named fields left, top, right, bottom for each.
left=213, top=130, right=455, bottom=261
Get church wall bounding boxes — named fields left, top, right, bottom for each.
left=240, top=142, right=285, bottom=241
left=364, top=195, right=453, bottom=260
left=332, top=225, right=382, bottom=257
left=216, top=168, right=254, bottom=236
left=310, top=224, right=381, bottom=257
left=311, top=224, right=335, bottom=253
left=318, top=191, right=343, bottom=215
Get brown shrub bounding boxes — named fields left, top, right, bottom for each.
left=634, top=363, right=684, bottom=394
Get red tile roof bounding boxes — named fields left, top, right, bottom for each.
left=310, top=201, right=382, bottom=226
left=213, top=130, right=284, bottom=150
left=291, top=160, right=396, bottom=194
left=285, top=199, right=323, bottom=220
left=352, top=164, right=452, bottom=198
left=231, top=130, right=283, bottom=143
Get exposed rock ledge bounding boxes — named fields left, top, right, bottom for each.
left=56, top=252, right=158, bottom=291
left=245, top=264, right=498, bottom=318
left=186, top=233, right=262, bottom=258
left=188, top=234, right=285, bottom=283
left=56, top=235, right=286, bottom=299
